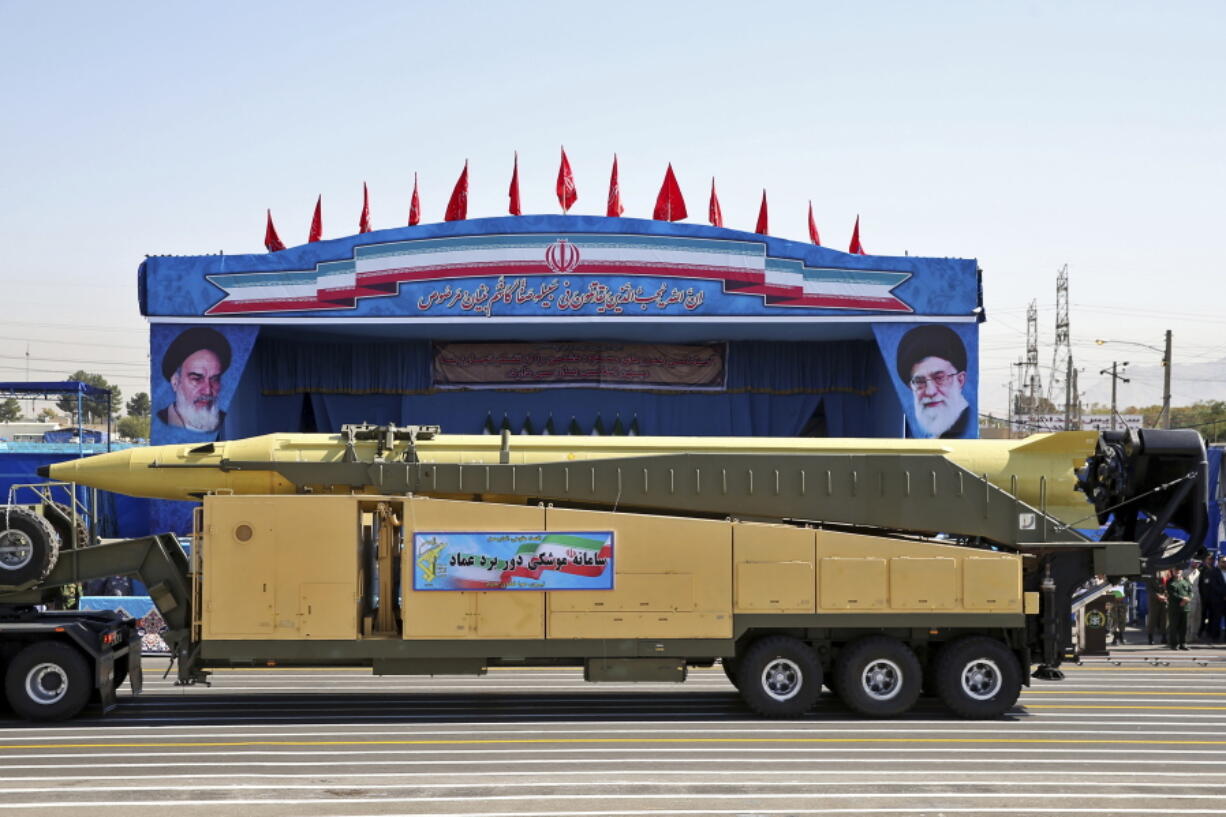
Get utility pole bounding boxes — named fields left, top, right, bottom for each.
left=1006, top=371, right=1016, bottom=438
left=1012, top=360, right=1027, bottom=436
left=1064, top=355, right=1073, bottom=430
left=1072, top=366, right=1081, bottom=429
left=1100, top=362, right=1130, bottom=431
left=26, top=344, right=33, bottom=418
left=1161, top=329, right=1172, bottom=429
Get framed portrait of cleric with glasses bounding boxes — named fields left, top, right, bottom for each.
left=873, top=323, right=979, bottom=439
left=149, top=325, right=259, bottom=445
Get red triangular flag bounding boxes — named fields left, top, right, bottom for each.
left=653, top=163, right=687, bottom=222
left=408, top=173, right=421, bottom=226
left=359, top=182, right=372, bottom=234
left=807, top=201, right=821, bottom=246
left=754, top=190, right=768, bottom=235
left=849, top=215, right=865, bottom=255
left=264, top=209, right=286, bottom=252
left=606, top=154, right=624, bottom=217
left=708, top=178, right=723, bottom=227
left=556, top=147, right=577, bottom=213
left=508, top=152, right=522, bottom=216
left=308, top=195, right=323, bottom=243
left=444, top=161, right=468, bottom=222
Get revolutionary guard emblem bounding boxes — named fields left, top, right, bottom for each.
left=416, top=540, right=448, bottom=584
left=544, top=238, right=581, bottom=273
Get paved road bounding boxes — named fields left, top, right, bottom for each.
left=1, top=644, right=1225, bottom=816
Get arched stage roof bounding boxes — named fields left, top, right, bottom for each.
left=140, top=215, right=981, bottom=344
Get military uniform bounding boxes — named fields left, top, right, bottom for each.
left=1106, top=584, right=1128, bottom=645
left=1146, top=575, right=1167, bottom=644
left=1167, top=575, right=1194, bottom=649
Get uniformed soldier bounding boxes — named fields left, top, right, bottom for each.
left=1146, top=573, right=1167, bottom=645
left=1106, top=581, right=1128, bottom=645
left=1167, top=568, right=1194, bottom=650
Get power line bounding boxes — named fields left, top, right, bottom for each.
left=0, top=335, right=148, bottom=352
left=1073, top=304, right=1226, bottom=324
left=0, top=321, right=145, bottom=335
left=0, top=354, right=148, bottom=371
left=0, top=364, right=148, bottom=383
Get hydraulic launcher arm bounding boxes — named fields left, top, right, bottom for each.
left=1077, top=428, right=1209, bottom=570
left=1027, top=427, right=1209, bottom=677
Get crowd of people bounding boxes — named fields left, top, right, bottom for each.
left=1118, top=552, right=1226, bottom=650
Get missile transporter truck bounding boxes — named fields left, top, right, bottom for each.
left=0, top=424, right=1208, bottom=721
left=0, top=488, right=146, bottom=720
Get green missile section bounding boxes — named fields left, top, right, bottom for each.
left=42, top=429, right=1100, bottom=527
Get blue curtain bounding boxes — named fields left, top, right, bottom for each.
left=247, top=338, right=890, bottom=438
left=259, top=338, right=432, bottom=394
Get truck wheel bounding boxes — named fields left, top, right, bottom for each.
left=721, top=657, right=740, bottom=688
left=933, top=636, right=1022, bottom=719
left=5, top=641, right=92, bottom=721
left=834, top=636, right=922, bottom=717
left=0, top=507, right=60, bottom=588
left=46, top=502, right=91, bottom=552
left=736, top=636, right=822, bottom=718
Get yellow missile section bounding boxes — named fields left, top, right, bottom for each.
left=42, top=429, right=1100, bottom=527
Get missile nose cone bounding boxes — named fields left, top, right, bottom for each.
left=36, top=465, right=50, bottom=478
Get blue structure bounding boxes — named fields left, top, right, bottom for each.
left=0, top=381, right=156, bottom=538
left=140, top=216, right=984, bottom=448
left=1208, top=444, right=1224, bottom=553
left=0, top=381, right=113, bottom=457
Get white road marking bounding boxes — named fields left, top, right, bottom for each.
left=178, top=804, right=1226, bottom=809
left=0, top=792, right=1225, bottom=808
left=6, top=747, right=1226, bottom=761
left=5, top=724, right=1226, bottom=744
left=0, top=771, right=1224, bottom=784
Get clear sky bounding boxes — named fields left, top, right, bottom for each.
left=1, top=1, right=1222, bottom=417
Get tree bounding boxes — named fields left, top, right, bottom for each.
left=126, top=392, right=151, bottom=418
left=116, top=415, right=151, bottom=441
left=1117, top=400, right=1226, bottom=444
left=55, top=371, right=121, bottom=424
left=0, top=398, right=21, bottom=422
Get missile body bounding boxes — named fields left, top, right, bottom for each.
left=42, top=430, right=1101, bottom=526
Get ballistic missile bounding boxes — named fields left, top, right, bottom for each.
left=40, top=428, right=1101, bottom=526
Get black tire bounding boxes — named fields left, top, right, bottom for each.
left=721, top=657, right=740, bottom=688
left=45, top=502, right=91, bottom=552
left=5, top=641, right=92, bottom=721
left=0, top=507, right=60, bottom=589
left=933, top=636, right=1022, bottom=719
left=735, top=636, right=822, bottom=718
left=833, top=636, right=922, bottom=717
